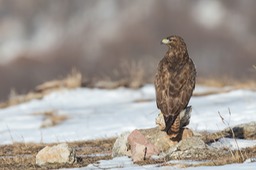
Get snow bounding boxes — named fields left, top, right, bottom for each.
left=86, top=156, right=137, bottom=169
left=0, top=86, right=156, bottom=144
left=1, top=84, right=256, bottom=169
left=210, top=138, right=256, bottom=150
left=184, top=162, right=256, bottom=170
left=63, top=156, right=256, bottom=170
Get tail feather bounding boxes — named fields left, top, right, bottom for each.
left=164, top=114, right=180, bottom=137
left=163, top=116, right=174, bottom=133
left=170, top=115, right=180, bottom=133
left=163, top=106, right=192, bottom=137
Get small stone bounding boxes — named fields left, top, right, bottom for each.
left=112, top=132, right=132, bottom=157
left=155, top=112, right=166, bottom=130
left=36, top=143, right=76, bottom=166
left=181, top=128, right=194, bottom=140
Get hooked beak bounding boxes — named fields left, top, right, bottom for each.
left=161, top=38, right=169, bottom=45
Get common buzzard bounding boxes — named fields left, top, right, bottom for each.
left=154, top=35, right=196, bottom=138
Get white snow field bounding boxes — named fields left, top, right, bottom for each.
left=0, top=84, right=256, bottom=169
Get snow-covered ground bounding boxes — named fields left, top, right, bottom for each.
left=72, top=156, right=256, bottom=170
left=0, top=84, right=256, bottom=169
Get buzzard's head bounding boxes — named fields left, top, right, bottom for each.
left=161, top=35, right=187, bottom=51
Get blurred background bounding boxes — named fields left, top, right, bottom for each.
left=0, top=0, right=255, bottom=101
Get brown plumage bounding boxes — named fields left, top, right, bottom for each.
left=154, top=35, right=196, bottom=138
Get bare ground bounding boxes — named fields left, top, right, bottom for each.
left=0, top=138, right=115, bottom=170
left=1, top=137, right=256, bottom=169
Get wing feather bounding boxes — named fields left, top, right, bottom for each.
left=154, top=57, right=196, bottom=127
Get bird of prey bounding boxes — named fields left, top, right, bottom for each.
left=154, top=35, right=196, bottom=139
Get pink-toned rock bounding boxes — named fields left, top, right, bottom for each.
left=128, top=130, right=159, bottom=162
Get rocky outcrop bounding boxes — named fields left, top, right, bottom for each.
left=112, top=127, right=194, bottom=162
left=112, top=122, right=256, bottom=163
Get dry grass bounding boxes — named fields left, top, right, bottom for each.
left=190, top=146, right=256, bottom=167
left=33, top=110, right=69, bottom=128
left=35, top=69, right=82, bottom=93
left=0, top=69, right=82, bottom=109
left=193, top=88, right=233, bottom=97
left=0, top=138, right=116, bottom=170
left=197, top=77, right=256, bottom=90
left=0, top=135, right=256, bottom=169
left=152, top=146, right=256, bottom=168
left=0, top=66, right=145, bottom=108
left=1, top=68, right=254, bottom=108
left=193, top=78, right=256, bottom=97
left=94, top=61, right=145, bottom=89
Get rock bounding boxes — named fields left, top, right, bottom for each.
left=36, top=143, right=76, bottom=166
left=139, top=127, right=178, bottom=152
left=155, top=112, right=166, bottom=130
left=181, top=128, right=194, bottom=139
left=177, top=136, right=207, bottom=151
left=165, top=137, right=225, bottom=160
left=201, top=121, right=256, bottom=143
left=112, top=127, right=194, bottom=160
left=226, top=121, right=256, bottom=139
left=127, top=130, right=159, bottom=162
left=112, top=132, right=131, bottom=157
left=112, top=122, right=256, bottom=163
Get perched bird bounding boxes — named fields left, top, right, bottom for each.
left=154, top=35, right=196, bottom=139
